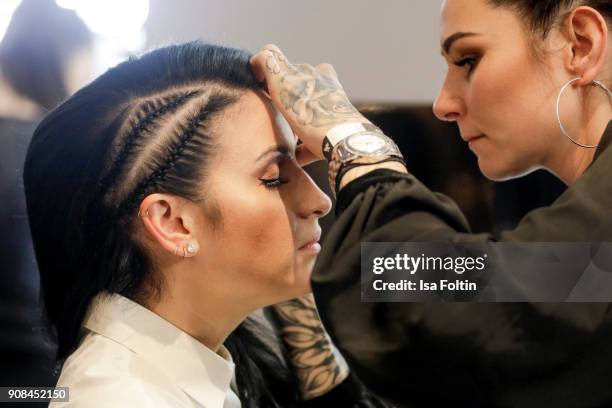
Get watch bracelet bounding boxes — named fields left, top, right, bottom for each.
left=328, top=153, right=406, bottom=196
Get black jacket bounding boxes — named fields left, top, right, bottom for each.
left=312, top=122, right=612, bottom=408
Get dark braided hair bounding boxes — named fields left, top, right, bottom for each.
left=24, top=42, right=299, bottom=407
left=97, top=89, right=201, bottom=199
left=116, top=92, right=234, bottom=216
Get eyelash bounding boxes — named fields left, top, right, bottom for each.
left=260, top=177, right=289, bottom=188
left=454, top=55, right=479, bottom=75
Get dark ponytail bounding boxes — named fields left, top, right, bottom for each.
left=24, top=41, right=299, bottom=407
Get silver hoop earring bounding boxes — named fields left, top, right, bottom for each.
left=556, top=77, right=612, bottom=149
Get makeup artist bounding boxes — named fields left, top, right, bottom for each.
left=250, top=1, right=612, bottom=406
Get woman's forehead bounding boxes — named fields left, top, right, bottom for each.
left=440, top=0, right=509, bottom=29
left=440, top=0, right=519, bottom=50
left=216, top=90, right=296, bottom=159
left=441, top=0, right=489, bottom=19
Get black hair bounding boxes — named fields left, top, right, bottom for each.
left=24, top=41, right=299, bottom=407
left=487, top=0, right=612, bottom=38
left=0, top=0, right=92, bottom=110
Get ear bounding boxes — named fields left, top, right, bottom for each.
left=564, top=6, right=609, bottom=86
left=138, top=193, right=200, bottom=258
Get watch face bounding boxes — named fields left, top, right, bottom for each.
left=346, top=133, right=387, bottom=154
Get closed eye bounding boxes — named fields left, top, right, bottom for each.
left=453, top=55, right=479, bottom=75
left=260, top=177, right=289, bottom=188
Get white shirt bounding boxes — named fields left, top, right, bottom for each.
left=50, top=292, right=241, bottom=408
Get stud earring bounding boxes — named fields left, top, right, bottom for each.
left=186, top=243, right=196, bottom=254
left=137, top=209, right=149, bottom=218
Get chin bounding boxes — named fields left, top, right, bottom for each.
left=478, top=162, right=506, bottom=181
left=478, top=157, right=534, bottom=182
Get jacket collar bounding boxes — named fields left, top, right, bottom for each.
left=82, top=292, right=236, bottom=407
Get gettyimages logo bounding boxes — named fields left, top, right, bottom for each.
left=371, top=253, right=488, bottom=275
left=361, top=242, right=612, bottom=302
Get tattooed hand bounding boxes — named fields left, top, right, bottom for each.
left=266, top=294, right=350, bottom=400
left=250, top=44, right=369, bottom=159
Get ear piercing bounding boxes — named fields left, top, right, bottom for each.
left=556, top=77, right=612, bottom=149
left=138, top=209, right=149, bottom=218
left=174, top=243, right=197, bottom=257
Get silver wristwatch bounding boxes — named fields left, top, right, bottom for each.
left=322, top=122, right=402, bottom=162
left=325, top=122, right=405, bottom=195
left=334, top=131, right=403, bottom=164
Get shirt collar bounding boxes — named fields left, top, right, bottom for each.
left=593, top=120, right=612, bottom=162
left=82, top=291, right=236, bottom=407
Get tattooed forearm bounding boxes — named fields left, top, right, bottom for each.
left=265, top=50, right=364, bottom=128
left=267, top=295, right=350, bottom=400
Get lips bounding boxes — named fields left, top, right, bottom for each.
left=298, top=229, right=322, bottom=250
left=462, top=134, right=485, bottom=143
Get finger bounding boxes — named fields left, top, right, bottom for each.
left=262, top=43, right=282, bottom=54
left=250, top=48, right=288, bottom=94
left=295, top=144, right=321, bottom=167
left=294, top=63, right=315, bottom=75
left=316, top=62, right=336, bottom=75
left=262, top=44, right=291, bottom=66
left=250, top=50, right=276, bottom=82
left=317, top=63, right=343, bottom=87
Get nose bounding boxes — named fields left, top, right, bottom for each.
left=433, top=79, right=465, bottom=122
left=294, top=171, right=332, bottom=220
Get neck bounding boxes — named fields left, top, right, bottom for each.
left=0, top=74, right=41, bottom=121
left=140, top=261, right=252, bottom=353
left=545, top=107, right=611, bottom=185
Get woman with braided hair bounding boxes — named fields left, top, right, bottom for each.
left=24, top=42, right=390, bottom=407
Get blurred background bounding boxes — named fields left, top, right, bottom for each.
left=0, top=0, right=565, bottom=395
left=1, top=0, right=448, bottom=103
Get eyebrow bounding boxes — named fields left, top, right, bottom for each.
left=256, top=145, right=292, bottom=162
left=441, top=32, right=481, bottom=55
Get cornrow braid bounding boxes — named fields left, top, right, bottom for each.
left=118, top=92, right=235, bottom=216
left=98, top=89, right=201, bottom=198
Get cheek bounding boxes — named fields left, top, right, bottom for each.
left=470, top=52, right=534, bottom=134
left=468, top=52, right=553, bottom=172
left=210, top=186, right=296, bottom=280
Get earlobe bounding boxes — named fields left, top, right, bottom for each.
left=172, top=243, right=199, bottom=257
left=565, top=6, right=609, bottom=85
left=172, top=243, right=199, bottom=258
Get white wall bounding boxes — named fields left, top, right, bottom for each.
left=144, top=0, right=446, bottom=103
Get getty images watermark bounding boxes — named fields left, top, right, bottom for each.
left=361, top=242, right=612, bottom=302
